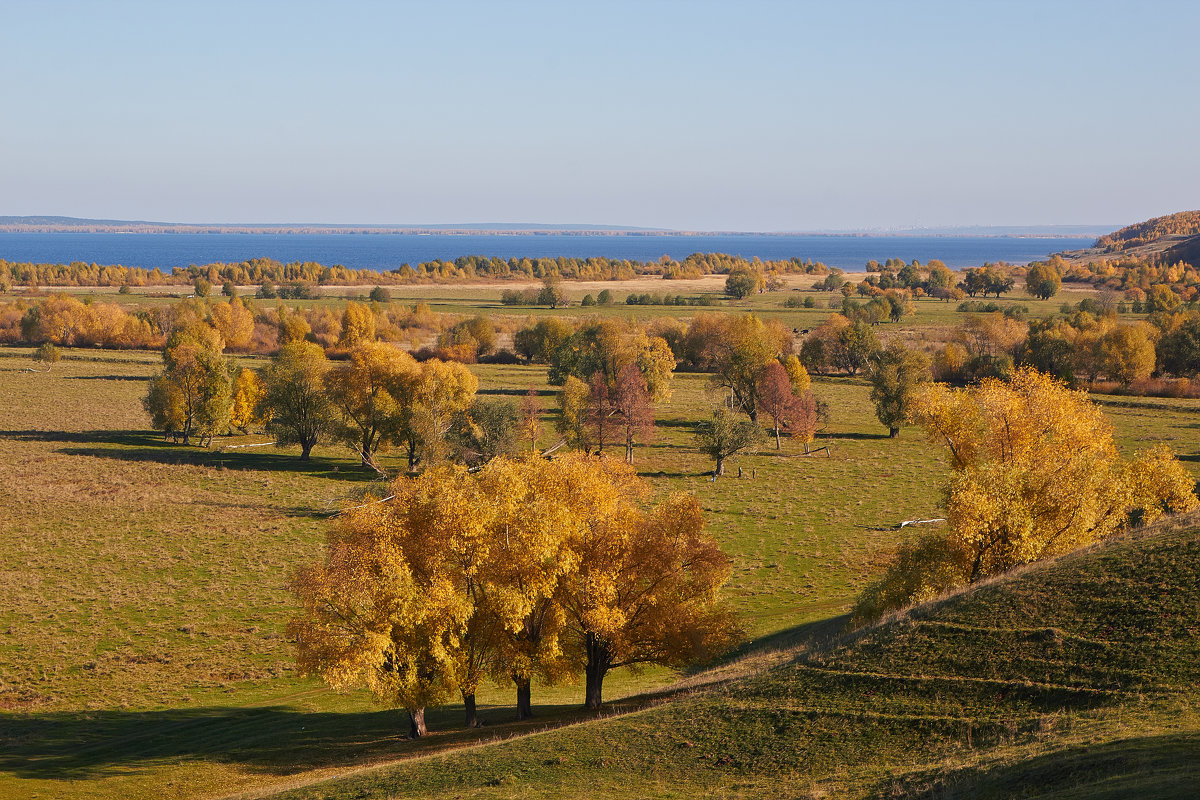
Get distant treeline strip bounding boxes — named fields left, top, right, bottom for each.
left=0, top=252, right=830, bottom=288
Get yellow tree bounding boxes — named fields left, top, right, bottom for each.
left=475, top=458, right=578, bottom=719
left=143, top=324, right=232, bottom=446
left=914, top=369, right=1193, bottom=578
left=229, top=368, right=264, bottom=433
left=856, top=368, right=1197, bottom=624
left=552, top=460, right=739, bottom=708
left=555, top=375, right=592, bottom=452
left=405, top=358, right=479, bottom=467
left=289, top=473, right=476, bottom=737
left=323, top=342, right=417, bottom=470
left=1098, top=323, right=1156, bottom=385
left=338, top=301, right=377, bottom=348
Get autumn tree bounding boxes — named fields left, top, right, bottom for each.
left=586, top=371, right=616, bottom=453
left=406, top=359, right=480, bottom=467
left=757, top=360, right=813, bottom=449
left=338, top=301, right=377, bottom=348
left=519, top=386, right=543, bottom=453
left=556, top=375, right=592, bottom=452
left=553, top=463, right=739, bottom=708
left=324, top=342, right=416, bottom=470
left=229, top=368, right=264, bottom=433
left=1098, top=323, right=1156, bottom=385
left=854, top=368, right=1198, bottom=623
left=514, top=317, right=575, bottom=363
left=612, top=362, right=654, bottom=463
left=474, top=458, right=578, bottom=719
left=695, top=408, right=764, bottom=476
left=705, top=314, right=793, bottom=421
left=725, top=266, right=764, bottom=299
left=289, top=467, right=486, bottom=737
left=868, top=343, right=931, bottom=437
left=455, top=399, right=520, bottom=465
left=277, top=307, right=312, bottom=346
left=144, top=325, right=232, bottom=446
left=258, top=341, right=334, bottom=460
left=208, top=296, right=254, bottom=352
left=1024, top=262, right=1062, bottom=300
left=548, top=319, right=675, bottom=402
left=32, top=342, right=61, bottom=371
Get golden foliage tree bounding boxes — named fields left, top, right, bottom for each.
left=229, top=368, right=263, bottom=433
left=143, top=325, right=232, bottom=446
left=555, top=375, right=592, bottom=452
left=338, top=301, right=377, bottom=348
left=854, top=367, right=1198, bottom=624
left=290, top=455, right=739, bottom=731
left=323, top=342, right=417, bottom=470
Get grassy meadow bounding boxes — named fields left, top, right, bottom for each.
left=1, top=280, right=1198, bottom=799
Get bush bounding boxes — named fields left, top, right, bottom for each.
left=369, top=286, right=391, bottom=303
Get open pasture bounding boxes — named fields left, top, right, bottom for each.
left=1, top=293, right=1197, bottom=799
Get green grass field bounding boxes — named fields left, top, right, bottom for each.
left=0, top=280, right=1197, bottom=799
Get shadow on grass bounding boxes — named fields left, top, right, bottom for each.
left=0, top=615, right=854, bottom=785
left=0, top=428, right=372, bottom=482
left=476, top=387, right=556, bottom=397
left=0, top=701, right=590, bottom=782
left=877, top=732, right=1200, bottom=800
left=64, top=374, right=150, bottom=382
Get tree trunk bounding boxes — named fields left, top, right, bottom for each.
left=409, top=707, right=427, bottom=738
left=714, top=455, right=725, bottom=477
left=774, top=425, right=781, bottom=450
left=889, top=426, right=899, bottom=438
left=625, top=439, right=633, bottom=463
left=300, top=441, right=313, bottom=460
left=584, top=634, right=613, bottom=710
left=463, top=691, right=479, bottom=728
left=515, top=678, right=533, bottom=720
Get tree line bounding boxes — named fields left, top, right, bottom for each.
left=0, top=251, right=830, bottom=289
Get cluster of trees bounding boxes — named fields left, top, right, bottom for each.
left=2, top=294, right=502, bottom=362
left=958, top=265, right=1017, bottom=299
left=143, top=325, right=526, bottom=472
left=852, top=368, right=1198, bottom=624
left=289, top=456, right=740, bottom=735
left=1041, top=253, right=1200, bottom=303
left=928, top=305, right=1200, bottom=389
left=665, top=253, right=829, bottom=281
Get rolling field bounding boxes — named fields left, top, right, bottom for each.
left=1, top=283, right=1197, bottom=799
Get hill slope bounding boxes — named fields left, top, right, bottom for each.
left=1057, top=210, right=1200, bottom=265
left=266, top=511, right=1200, bottom=800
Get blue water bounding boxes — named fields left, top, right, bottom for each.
left=0, top=232, right=1093, bottom=272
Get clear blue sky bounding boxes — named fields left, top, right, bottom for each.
left=2, top=0, right=1197, bottom=230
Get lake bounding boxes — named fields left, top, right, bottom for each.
left=0, top=232, right=1093, bottom=273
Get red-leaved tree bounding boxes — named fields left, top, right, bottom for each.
left=612, top=362, right=655, bottom=463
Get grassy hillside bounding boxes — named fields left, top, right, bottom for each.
left=262, top=511, right=1200, bottom=800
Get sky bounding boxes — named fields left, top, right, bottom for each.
left=2, top=0, right=1198, bottom=231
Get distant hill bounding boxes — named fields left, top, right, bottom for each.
left=1047, top=210, right=1200, bottom=265
left=264, top=512, right=1200, bottom=799
left=1095, top=210, right=1200, bottom=251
